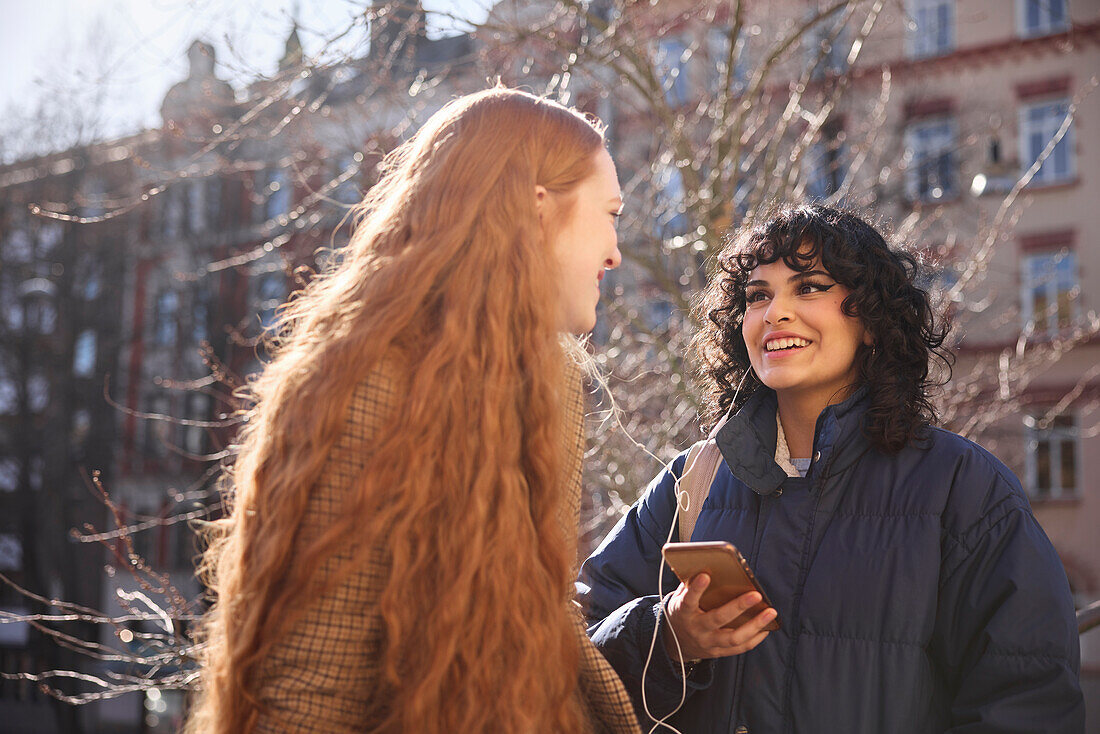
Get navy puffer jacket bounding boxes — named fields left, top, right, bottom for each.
left=578, top=388, right=1083, bottom=733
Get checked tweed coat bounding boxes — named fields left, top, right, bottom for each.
left=251, top=358, right=640, bottom=733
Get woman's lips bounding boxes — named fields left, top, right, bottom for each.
left=763, top=342, right=810, bottom=359
left=765, top=347, right=805, bottom=359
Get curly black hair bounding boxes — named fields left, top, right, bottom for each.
left=692, top=204, right=953, bottom=455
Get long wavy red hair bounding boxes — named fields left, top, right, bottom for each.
left=187, top=88, right=606, bottom=732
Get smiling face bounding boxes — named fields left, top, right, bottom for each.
left=741, top=256, right=871, bottom=408
left=542, top=148, right=623, bottom=334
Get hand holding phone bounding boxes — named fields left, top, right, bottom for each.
left=660, top=541, right=779, bottom=662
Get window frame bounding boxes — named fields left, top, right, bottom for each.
left=1025, top=411, right=1080, bottom=500
left=333, top=153, right=363, bottom=206
left=262, top=169, right=292, bottom=222
left=906, top=0, right=955, bottom=59
left=1018, top=97, right=1075, bottom=186
left=144, top=395, right=173, bottom=459
left=72, top=329, right=97, bottom=378
left=904, top=116, right=958, bottom=202
left=654, top=163, right=689, bottom=237
left=656, top=37, right=692, bottom=107
left=153, top=290, right=179, bottom=347
left=1020, top=248, right=1078, bottom=336
left=704, top=27, right=747, bottom=94
left=804, top=14, right=848, bottom=79
left=256, top=271, right=288, bottom=332
left=184, top=393, right=210, bottom=457
left=806, top=126, right=848, bottom=200
left=1016, top=0, right=1069, bottom=38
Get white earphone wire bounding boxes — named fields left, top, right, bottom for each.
left=637, top=368, right=750, bottom=732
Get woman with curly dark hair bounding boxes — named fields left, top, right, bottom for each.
left=577, top=205, right=1083, bottom=732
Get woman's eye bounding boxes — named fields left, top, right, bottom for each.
left=745, top=291, right=768, bottom=304
left=798, top=281, right=835, bottom=295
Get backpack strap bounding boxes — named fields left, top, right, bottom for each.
left=676, top=413, right=730, bottom=542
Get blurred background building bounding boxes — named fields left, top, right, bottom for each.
left=0, top=0, right=1096, bottom=731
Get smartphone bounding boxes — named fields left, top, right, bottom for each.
left=662, top=541, right=780, bottom=631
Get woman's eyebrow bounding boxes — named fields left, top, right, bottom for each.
left=746, top=269, right=832, bottom=288
left=790, top=269, right=832, bottom=281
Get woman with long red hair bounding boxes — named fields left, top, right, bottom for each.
left=186, top=88, right=640, bottom=733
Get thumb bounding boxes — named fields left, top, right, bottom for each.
left=681, top=573, right=710, bottom=611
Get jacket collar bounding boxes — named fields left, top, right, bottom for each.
left=714, top=386, right=871, bottom=495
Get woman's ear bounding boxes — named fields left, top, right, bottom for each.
left=534, top=184, right=548, bottom=222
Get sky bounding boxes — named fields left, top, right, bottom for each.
left=0, top=0, right=492, bottom=141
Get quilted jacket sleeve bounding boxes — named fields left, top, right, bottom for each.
left=933, top=460, right=1084, bottom=733
left=576, top=454, right=716, bottom=723
left=251, top=376, right=397, bottom=733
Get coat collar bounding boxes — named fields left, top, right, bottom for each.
left=714, top=386, right=871, bottom=495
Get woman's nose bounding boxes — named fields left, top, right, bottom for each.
left=605, top=243, right=622, bottom=270
left=764, top=295, right=792, bottom=324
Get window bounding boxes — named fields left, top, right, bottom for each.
left=27, top=374, right=49, bottom=413
left=162, top=186, right=184, bottom=240
left=186, top=181, right=206, bottom=234
left=192, top=289, right=210, bottom=345
left=0, top=534, right=20, bottom=572
left=22, top=288, right=57, bottom=335
left=0, top=458, right=17, bottom=491
left=257, top=272, right=287, bottom=331
left=37, top=223, right=62, bottom=254
left=704, top=27, right=747, bottom=93
left=264, top=169, right=292, bottom=221
left=184, top=393, right=210, bottom=456
left=920, top=259, right=962, bottom=305
left=1025, top=413, right=1078, bottom=499
left=655, top=165, right=688, bottom=236
left=77, top=254, right=102, bottom=300
left=656, top=38, right=691, bottom=106
left=807, top=126, right=847, bottom=199
left=333, top=153, right=363, bottom=205
left=71, top=409, right=91, bottom=447
left=154, top=291, right=179, bottom=347
left=73, top=330, right=97, bottom=377
left=144, top=395, right=172, bottom=458
left=1022, top=250, right=1077, bottom=334
left=904, top=118, right=956, bottom=201
left=805, top=15, right=848, bottom=79
left=1, top=283, right=22, bottom=330
left=4, top=230, right=33, bottom=263
left=0, top=374, right=16, bottom=415
left=1018, top=0, right=1068, bottom=37
left=907, top=0, right=954, bottom=59
left=1019, top=99, right=1074, bottom=185
left=81, top=177, right=107, bottom=218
